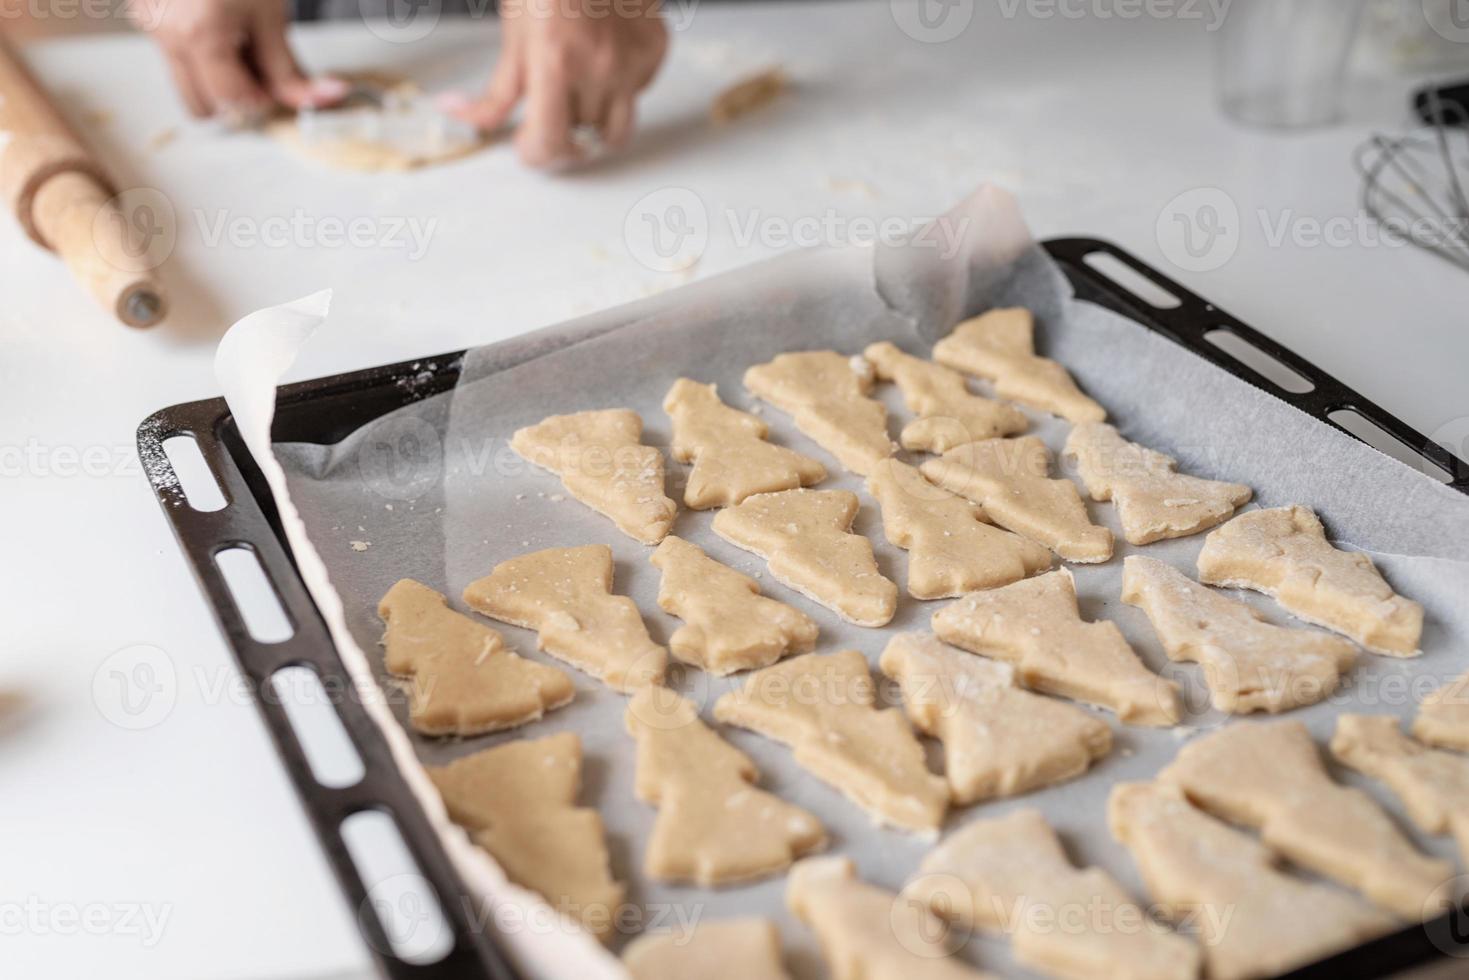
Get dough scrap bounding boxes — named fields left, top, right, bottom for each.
left=377, top=579, right=574, bottom=735
left=650, top=535, right=817, bottom=675
left=868, top=458, right=1053, bottom=599
left=787, top=857, right=990, bottom=980
left=1158, top=719, right=1452, bottom=919
left=1331, top=714, right=1469, bottom=863
left=664, top=378, right=825, bottom=509
left=711, top=68, right=788, bottom=124
left=711, top=489, right=897, bottom=627
left=626, top=686, right=826, bottom=885
left=427, top=733, right=623, bottom=940
left=463, top=544, right=666, bottom=692
left=744, top=351, right=893, bottom=475
left=624, top=918, right=790, bottom=980
left=863, top=341, right=1028, bottom=453
left=920, top=436, right=1112, bottom=563
left=510, top=409, right=677, bottom=545
left=907, top=808, right=1199, bottom=980
left=932, top=308, right=1105, bottom=423
left=713, top=650, right=949, bottom=832
left=1197, top=506, right=1423, bottom=656
left=1121, top=556, right=1356, bottom=714
left=1415, top=670, right=1469, bottom=752
left=932, top=568, right=1181, bottom=727
left=1065, top=422, right=1251, bottom=544
left=879, top=633, right=1111, bottom=803
left=1109, top=781, right=1393, bottom=980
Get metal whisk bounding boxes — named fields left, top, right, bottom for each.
left=1355, top=93, right=1469, bottom=272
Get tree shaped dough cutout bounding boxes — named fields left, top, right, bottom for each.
left=378, top=578, right=574, bottom=735
left=510, top=408, right=677, bottom=545
left=932, top=307, right=1105, bottom=423
left=1122, top=556, right=1356, bottom=715
left=714, top=650, right=950, bottom=832
left=743, top=351, right=893, bottom=475
left=1066, top=422, right=1251, bottom=544
left=921, top=436, right=1112, bottom=563
left=626, top=686, right=826, bottom=885
left=664, top=378, right=825, bottom=509
left=711, top=488, right=897, bottom=627
left=932, top=568, right=1181, bottom=727
left=463, top=544, right=666, bottom=691
left=428, top=733, right=624, bottom=941
left=650, top=535, right=817, bottom=675
left=868, top=458, right=1051, bottom=599
left=863, top=341, right=1027, bottom=453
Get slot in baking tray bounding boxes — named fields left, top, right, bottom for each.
left=137, top=239, right=1469, bottom=980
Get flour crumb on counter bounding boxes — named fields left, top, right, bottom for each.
left=350, top=540, right=371, bottom=552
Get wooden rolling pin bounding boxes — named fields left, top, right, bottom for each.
left=0, top=37, right=166, bottom=328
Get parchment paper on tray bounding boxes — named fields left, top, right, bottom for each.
left=217, top=186, right=1469, bottom=979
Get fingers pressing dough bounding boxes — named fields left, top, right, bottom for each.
left=463, top=544, right=666, bottom=691
left=377, top=579, right=574, bottom=735
left=932, top=569, right=1181, bottom=727
left=932, top=307, right=1105, bottom=423
left=510, top=408, right=677, bottom=545
left=1197, top=506, right=1423, bottom=656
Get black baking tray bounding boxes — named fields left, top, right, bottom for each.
left=137, top=239, right=1469, bottom=980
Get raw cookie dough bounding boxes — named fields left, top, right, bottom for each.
left=711, top=488, right=898, bottom=627
left=1109, top=781, right=1393, bottom=980
left=920, top=436, right=1113, bottom=563
left=1416, top=670, right=1469, bottom=752
left=377, top=578, right=574, bottom=735
left=743, top=351, right=893, bottom=475
left=427, top=733, right=624, bottom=940
left=624, top=918, right=791, bottom=980
left=626, top=686, right=826, bottom=885
left=713, top=650, right=950, bottom=832
left=510, top=409, right=677, bottom=545
left=463, top=544, right=666, bottom=691
left=1121, top=556, right=1356, bottom=714
left=879, top=633, right=1111, bottom=803
left=711, top=67, right=789, bottom=124
left=1064, top=422, right=1251, bottom=544
left=906, top=808, right=1200, bottom=980
left=664, top=378, right=825, bottom=509
left=1331, top=714, right=1469, bottom=863
left=932, top=569, right=1181, bottom=727
left=787, top=857, right=990, bottom=980
left=863, top=341, right=1028, bottom=453
left=1196, top=506, right=1423, bottom=656
left=1158, top=719, right=1452, bottom=919
left=932, top=307, right=1105, bottom=423
left=269, top=73, right=486, bottom=172
left=650, top=535, right=818, bottom=675
left=868, top=458, right=1053, bottom=599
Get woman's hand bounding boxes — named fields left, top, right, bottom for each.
left=131, top=0, right=346, bottom=123
left=447, top=0, right=668, bottom=168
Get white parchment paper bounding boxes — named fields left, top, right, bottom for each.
left=220, top=187, right=1469, bottom=979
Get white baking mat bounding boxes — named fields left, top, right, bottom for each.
left=217, top=186, right=1469, bottom=979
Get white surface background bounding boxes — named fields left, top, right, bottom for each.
left=2, top=3, right=1468, bottom=978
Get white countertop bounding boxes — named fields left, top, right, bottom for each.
left=3, top=4, right=1467, bottom=977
